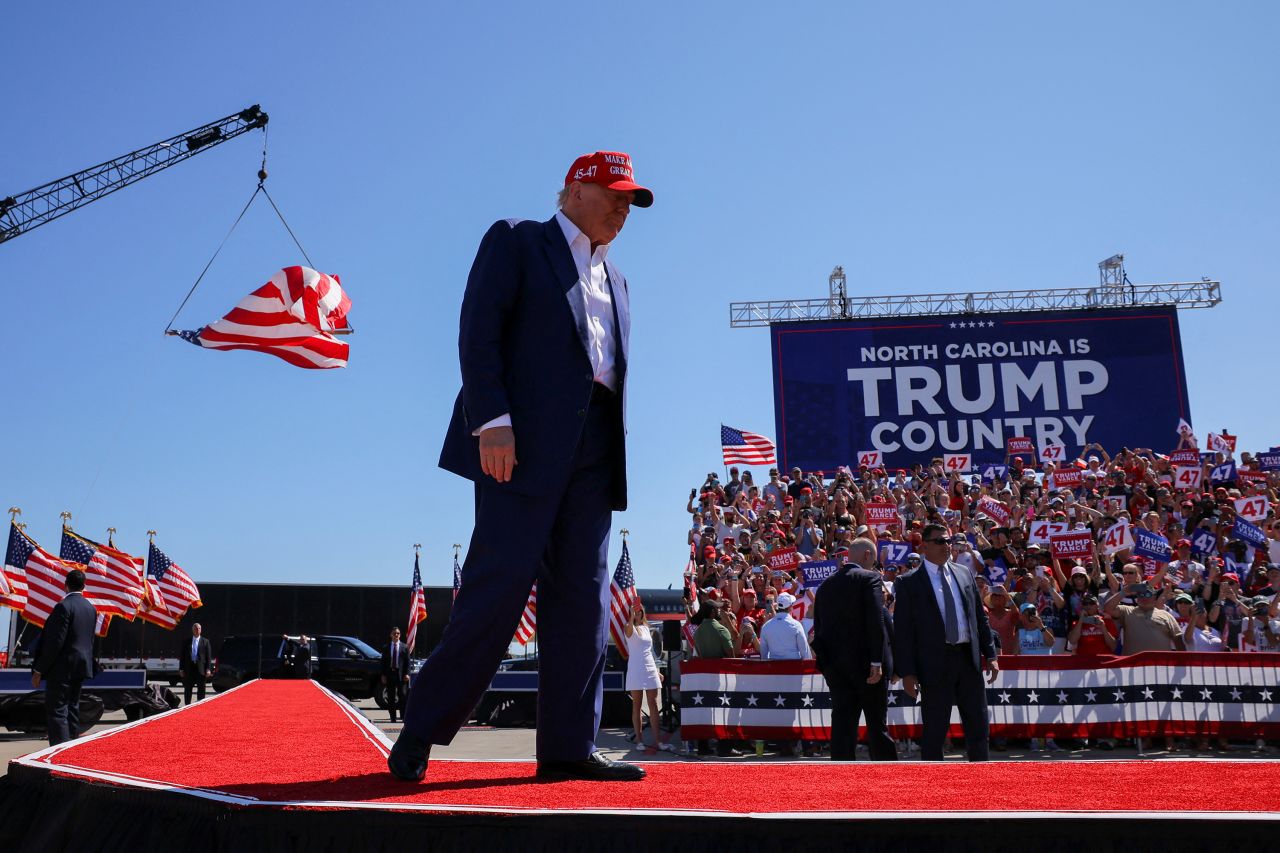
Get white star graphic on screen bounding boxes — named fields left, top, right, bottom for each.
left=801, top=695, right=815, bottom=707
left=969, top=321, right=978, bottom=328
left=1027, top=690, right=1040, bottom=704
left=1057, top=691, right=1069, bottom=704
left=1171, top=688, right=1183, bottom=700
left=1261, top=689, right=1274, bottom=702
left=1200, top=688, right=1214, bottom=700
left=1142, top=687, right=1155, bottom=700
left=1113, top=689, right=1125, bottom=702
left=719, top=694, right=731, bottom=706
left=887, top=692, right=897, bottom=705
left=691, top=693, right=704, bottom=705
left=746, top=694, right=759, bottom=707
left=998, top=691, right=1012, bottom=703
left=1084, top=690, right=1097, bottom=702
left=1230, top=687, right=1243, bottom=701
left=774, top=695, right=787, bottom=707
left=949, top=322, right=957, bottom=328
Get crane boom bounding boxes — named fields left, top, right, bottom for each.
left=0, top=105, right=268, bottom=245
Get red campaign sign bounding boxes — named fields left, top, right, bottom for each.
left=1169, top=449, right=1200, bottom=466
left=977, top=495, right=1010, bottom=526
left=1050, top=468, right=1083, bottom=489
left=1007, top=436, right=1034, bottom=455
left=767, top=547, right=799, bottom=572
left=1237, top=470, right=1268, bottom=483
left=865, top=502, right=899, bottom=527
left=1050, top=531, right=1094, bottom=559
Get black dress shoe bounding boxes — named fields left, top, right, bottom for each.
left=387, top=730, right=430, bottom=782
left=536, top=751, right=646, bottom=782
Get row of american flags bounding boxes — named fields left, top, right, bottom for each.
left=409, top=540, right=642, bottom=658
left=2, top=522, right=201, bottom=637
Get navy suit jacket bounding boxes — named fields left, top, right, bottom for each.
left=811, top=566, right=894, bottom=680
left=32, top=592, right=97, bottom=683
left=893, top=562, right=997, bottom=683
left=438, top=217, right=630, bottom=510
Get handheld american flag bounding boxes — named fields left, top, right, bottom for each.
left=59, top=530, right=144, bottom=622
left=176, top=266, right=351, bottom=369
left=139, top=541, right=201, bottom=630
left=608, top=540, right=642, bottom=658
left=406, top=553, right=428, bottom=654
left=721, top=425, right=776, bottom=466
left=514, top=584, right=537, bottom=646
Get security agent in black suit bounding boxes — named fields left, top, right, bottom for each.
left=382, top=627, right=410, bottom=723
left=181, top=622, right=213, bottom=705
left=894, top=524, right=999, bottom=761
left=31, top=569, right=98, bottom=746
left=811, top=539, right=897, bottom=761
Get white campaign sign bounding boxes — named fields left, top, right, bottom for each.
left=857, top=450, right=881, bottom=468
left=1102, top=520, right=1134, bottom=556
left=1235, top=496, right=1270, bottom=522
left=943, top=453, right=971, bottom=473
left=1173, top=466, right=1202, bottom=491
left=1029, top=521, right=1068, bottom=546
left=1040, top=444, right=1065, bottom=463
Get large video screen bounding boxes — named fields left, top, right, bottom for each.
left=770, top=307, right=1190, bottom=471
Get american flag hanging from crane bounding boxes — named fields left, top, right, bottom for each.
left=406, top=552, right=427, bottom=654
left=176, top=266, right=351, bottom=369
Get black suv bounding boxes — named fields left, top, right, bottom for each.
left=212, top=634, right=386, bottom=704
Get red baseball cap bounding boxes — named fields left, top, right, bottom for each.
left=564, top=151, right=653, bottom=207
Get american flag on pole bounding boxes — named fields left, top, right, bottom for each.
left=59, top=530, right=144, bottom=622
left=608, top=541, right=642, bottom=658
left=19, top=545, right=81, bottom=629
left=138, top=541, right=201, bottom=630
left=176, top=266, right=351, bottom=369
left=3, top=523, right=33, bottom=612
left=452, top=553, right=462, bottom=602
left=721, top=425, right=776, bottom=466
left=406, top=553, right=427, bottom=654
left=514, top=584, right=537, bottom=646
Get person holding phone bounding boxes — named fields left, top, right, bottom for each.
left=1067, top=595, right=1116, bottom=654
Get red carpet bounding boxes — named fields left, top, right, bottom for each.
left=16, top=679, right=1280, bottom=817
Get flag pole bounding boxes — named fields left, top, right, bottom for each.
left=60, top=510, right=72, bottom=531
left=107, top=527, right=116, bottom=548
left=141, top=529, right=157, bottom=673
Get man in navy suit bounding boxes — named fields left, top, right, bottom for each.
left=31, top=569, right=98, bottom=746
left=894, top=523, right=999, bottom=761
left=390, top=152, right=653, bottom=783
left=811, top=539, right=897, bottom=761
left=381, top=626, right=410, bottom=723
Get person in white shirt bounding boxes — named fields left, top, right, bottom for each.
left=759, top=593, right=812, bottom=660
left=1183, top=601, right=1226, bottom=652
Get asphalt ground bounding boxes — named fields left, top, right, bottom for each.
left=4, top=690, right=1277, bottom=773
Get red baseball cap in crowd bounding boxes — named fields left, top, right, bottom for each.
left=564, top=151, right=654, bottom=207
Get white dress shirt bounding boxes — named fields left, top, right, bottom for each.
left=475, top=211, right=619, bottom=434
left=759, top=612, right=813, bottom=660
left=923, top=559, right=971, bottom=644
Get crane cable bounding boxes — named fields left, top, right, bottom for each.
left=163, top=126, right=317, bottom=334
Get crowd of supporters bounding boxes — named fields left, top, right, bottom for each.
left=679, top=442, right=1280, bottom=754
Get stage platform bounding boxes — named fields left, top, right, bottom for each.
left=2, top=679, right=1278, bottom=852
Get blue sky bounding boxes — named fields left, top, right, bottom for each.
left=3, top=1, right=1276, bottom=643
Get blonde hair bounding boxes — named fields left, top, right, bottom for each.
left=557, top=185, right=572, bottom=208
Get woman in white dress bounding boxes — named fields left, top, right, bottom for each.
left=624, top=604, right=672, bottom=752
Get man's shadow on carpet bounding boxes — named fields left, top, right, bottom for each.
left=216, top=772, right=542, bottom=802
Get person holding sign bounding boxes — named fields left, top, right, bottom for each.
left=894, top=523, right=999, bottom=762
left=812, top=539, right=896, bottom=762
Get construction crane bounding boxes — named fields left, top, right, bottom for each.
left=0, top=105, right=268, bottom=245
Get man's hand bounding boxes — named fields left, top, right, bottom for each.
left=866, top=663, right=883, bottom=685
left=984, top=658, right=1000, bottom=685
left=479, top=426, right=517, bottom=483
left=902, top=675, right=919, bottom=699
left=30, top=672, right=41, bottom=689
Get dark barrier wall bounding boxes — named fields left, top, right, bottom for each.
left=55, top=584, right=685, bottom=661
left=771, top=307, right=1191, bottom=471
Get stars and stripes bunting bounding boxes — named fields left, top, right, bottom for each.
left=720, top=424, right=776, bottom=466
left=2, top=523, right=31, bottom=611
left=607, top=541, right=642, bottom=659
left=139, top=541, right=201, bottom=630
left=681, top=654, right=1280, bottom=741
left=59, top=529, right=145, bottom=622
left=514, top=584, right=537, bottom=646
left=176, top=266, right=352, bottom=369
left=406, top=553, right=427, bottom=654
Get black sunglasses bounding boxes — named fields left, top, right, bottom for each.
left=922, top=537, right=949, bottom=545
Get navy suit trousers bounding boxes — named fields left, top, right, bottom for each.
left=404, top=397, right=618, bottom=761
left=45, top=678, right=83, bottom=746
